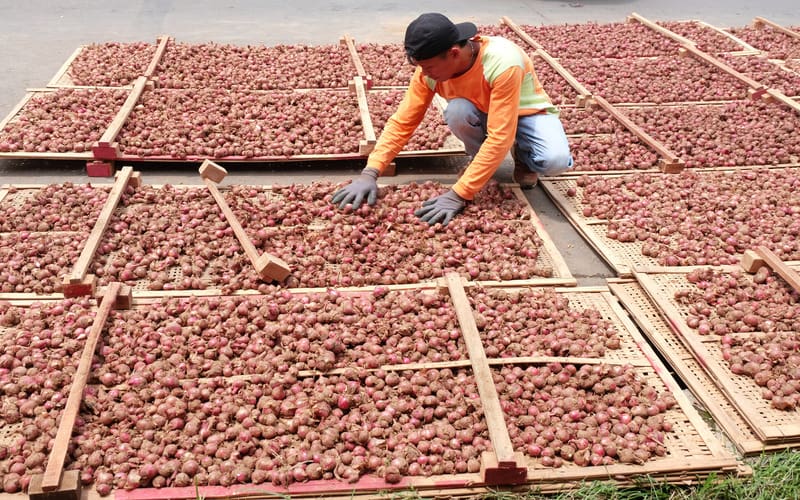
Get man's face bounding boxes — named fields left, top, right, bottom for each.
left=413, top=49, right=458, bottom=82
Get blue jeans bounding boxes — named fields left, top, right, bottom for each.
left=443, top=97, right=573, bottom=176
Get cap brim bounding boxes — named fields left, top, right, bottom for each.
left=455, top=22, right=477, bottom=41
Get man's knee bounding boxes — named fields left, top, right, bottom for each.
left=444, top=98, right=480, bottom=129
left=533, top=149, right=573, bottom=176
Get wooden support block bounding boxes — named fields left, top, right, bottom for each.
left=382, top=161, right=397, bottom=177
left=97, top=283, right=133, bottom=309
left=28, top=470, right=80, bottom=500
left=755, top=246, right=800, bottom=293
left=91, top=141, right=119, bottom=161
left=740, top=249, right=765, bottom=273
left=575, top=94, right=591, bottom=108
left=199, top=159, right=228, bottom=183
left=86, top=161, right=114, bottom=177
left=658, top=158, right=685, bottom=173
left=480, top=451, right=527, bottom=485
left=118, top=169, right=142, bottom=188
left=358, top=139, right=376, bottom=155
left=254, top=253, right=291, bottom=283
left=748, top=87, right=769, bottom=100
left=61, top=274, right=96, bottom=298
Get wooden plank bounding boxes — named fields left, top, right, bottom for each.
left=755, top=245, right=800, bottom=293
left=679, top=44, right=766, bottom=93
left=41, top=282, right=122, bottom=491
left=753, top=17, right=800, bottom=41
left=444, top=273, right=517, bottom=466
left=533, top=48, right=594, bottom=107
left=501, top=16, right=544, bottom=50
left=199, top=163, right=290, bottom=282
left=763, top=88, right=800, bottom=113
left=354, top=76, right=376, bottom=155
left=46, top=46, right=84, bottom=87
left=627, top=12, right=696, bottom=47
left=695, top=20, right=761, bottom=53
left=143, top=35, right=171, bottom=77
left=487, top=355, right=650, bottom=367
left=590, top=95, right=682, bottom=165
left=501, top=17, right=591, bottom=105
left=203, top=177, right=261, bottom=265
left=69, top=167, right=134, bottom=283
left=96, top=75, right=149, bottom=147
left=341, top=34, right=369, bottom=80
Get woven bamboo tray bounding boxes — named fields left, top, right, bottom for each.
left=630, top=266, right=800, bottom=444
left=609, top=277, right=799, bottom=455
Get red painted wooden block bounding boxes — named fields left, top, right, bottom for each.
left=91, top=141, right=119, bottom=160
left=86, top=161, right=114, bottom=177
left=61, top=275, right=96, bottom=298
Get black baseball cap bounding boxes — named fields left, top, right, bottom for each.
left=404, top=13, right=477, bottom=62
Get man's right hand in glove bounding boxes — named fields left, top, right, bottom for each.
left=331, top=167, right=379, bottom=210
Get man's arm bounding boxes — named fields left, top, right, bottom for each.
left=365, top=68, right=436, bottom=173
left=451, top=66, right=524, bottom=200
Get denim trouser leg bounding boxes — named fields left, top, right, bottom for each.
left=444, top=97, right=573, bottom=176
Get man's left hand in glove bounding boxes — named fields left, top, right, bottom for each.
left=414, top=189, right=467, bottom=226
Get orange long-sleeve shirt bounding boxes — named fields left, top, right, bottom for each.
left=366, top=36, right=557, bottom=199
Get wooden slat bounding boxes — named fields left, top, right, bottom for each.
left=488, top=355, right=650, bottom=367
left=680, top=44, right=766, bottom=91
left=590, top=95, right=681, bottom=163
left=753, top=17, right=800, bottom=41
left=627, top=12, right=696, bottom=47
left=200, top=167, right=289, bottom=282
left=143, top=35, right=171, bottom=77
left=444, top=273, right=516, bottom=465
left=97, top=75, right=149, bottom=145
left=501, top=16, right=592, bottom=104
left=695, top=20, right=761, bottom=53
left=354, top=76, right=376, bottom=144
left=46, top=46, right=84, bottom=87
left=764, top=88, right=800, bottom=113
left=341, top=34, right=368, bottom=79
left=41, top=282, right=122, bottom=491
left=202, top=177, right=262, bottom=266
left=501, top=16, right=544, bottom=50
left=69, top=167, right=134, bottom=283
left=755, top=245, right=800, bottom=293
left=533, top=48, right=594, bottom=106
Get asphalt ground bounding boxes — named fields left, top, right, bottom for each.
left=0, top=0, right=797, bottom=285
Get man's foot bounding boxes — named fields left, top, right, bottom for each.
left=512, top=151, right=538, bottom=189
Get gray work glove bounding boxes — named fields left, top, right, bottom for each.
left=331, top=167, right=379, bottom=210
left=414, top=189, right=466, bottom=226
